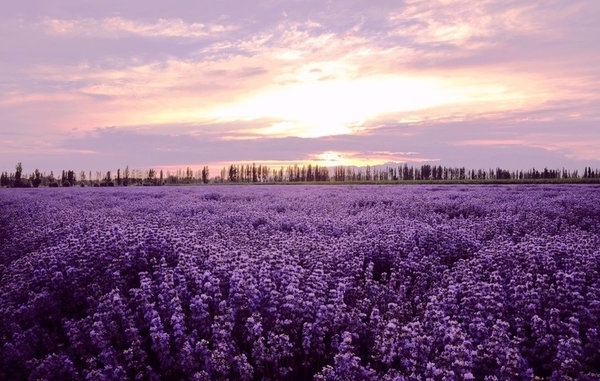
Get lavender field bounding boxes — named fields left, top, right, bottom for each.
left=1, top=185, right=599, bottom=380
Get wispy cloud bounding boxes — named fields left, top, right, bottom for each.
left=42, top=17, right=236, bottom=39
left=387, top=0, right=582, bottom=49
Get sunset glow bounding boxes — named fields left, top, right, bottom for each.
left=1, top=0, right=599, bottom=172
left=207, top=74, right=521, bottom=139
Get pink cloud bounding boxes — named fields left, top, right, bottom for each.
left=387, top=0, right=585, bottom=48
left=42, top=17, right=236, bottom=39
left=456, top=139, right=526, bottom=147
left=1, top=1, right=599, bottom=172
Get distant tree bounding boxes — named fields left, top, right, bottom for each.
left=59, top=170, right=75, bottom=187
left=228, top=164, right=237, bottom=182
left=246, top=164, right=252, bottom=182
left=32, top=169, right=42, bottom=188
left=14, top=162, right=23, bottom=187
left=313, top=165, right=329, bottom=182
left=421, top=164, right=431, bottom=180
left=305, top=164, right=313, bottom=182
left=202, top=166, right=210, bottom=184
left=413, top=167, right=421, bottom=180
left=0, top=172, right=8, bottom=187
left=68, top=170, right=76, bottom=186
left=583, top=166, right=595, bottom=179
left=123, top=166, right=130, bottom=186
left=496, top=168, right=511, bottom=180
left=145, top=168, right=156, bottom=185
left=102, top=171, right=114, bottom=186
left=348, top=167, right=356, bottom=181
left=252, top=163, right=258, bottom=183
left=61, top=171, right=70, bottom=187
left=79, top=170, right=86, bottom=186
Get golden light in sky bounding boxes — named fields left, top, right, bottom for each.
left=205, top=74, right=520, bottom=138
left=1, top=0, right=599, bottom=172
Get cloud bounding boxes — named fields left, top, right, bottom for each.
left=1, top=1, right=599, bottom=173
left=40, top=111, right=597, bottom=171
left=3, top=111, right=599, bottom=174
left=42, top=17, right=236, bottom=39
left=387, top=0, right=579, bottom=48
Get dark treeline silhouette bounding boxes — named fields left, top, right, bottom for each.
left=0, top=163, right=211, bottom=188
left=220, top=163, right=330, bottom=183
left=1, top=162, right=600, bottom=188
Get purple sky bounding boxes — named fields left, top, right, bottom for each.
left=1, top=0, right=599, bottom=174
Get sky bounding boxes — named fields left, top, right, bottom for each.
left=1, top=0, right=599, bottom=174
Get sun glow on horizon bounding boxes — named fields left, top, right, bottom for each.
left=203, top=74, right=516, bottom=138
left=152, top=150, right=437, bottom=177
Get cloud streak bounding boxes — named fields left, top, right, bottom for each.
left=42, top=17, right=236, bottom=39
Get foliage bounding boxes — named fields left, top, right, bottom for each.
left=1, top=185, right=599, bottom=380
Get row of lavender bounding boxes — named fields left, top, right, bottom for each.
left=1, top=185, right=599, bottom=380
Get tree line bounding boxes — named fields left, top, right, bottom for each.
left=0, top=163, right=210, bottom=188
left=1, top=162, right=600, bottom=188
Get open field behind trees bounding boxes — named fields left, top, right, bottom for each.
left=1, top=185, right=599, bottom=380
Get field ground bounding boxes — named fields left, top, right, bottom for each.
left=1, top=185, right=599, bottom=380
